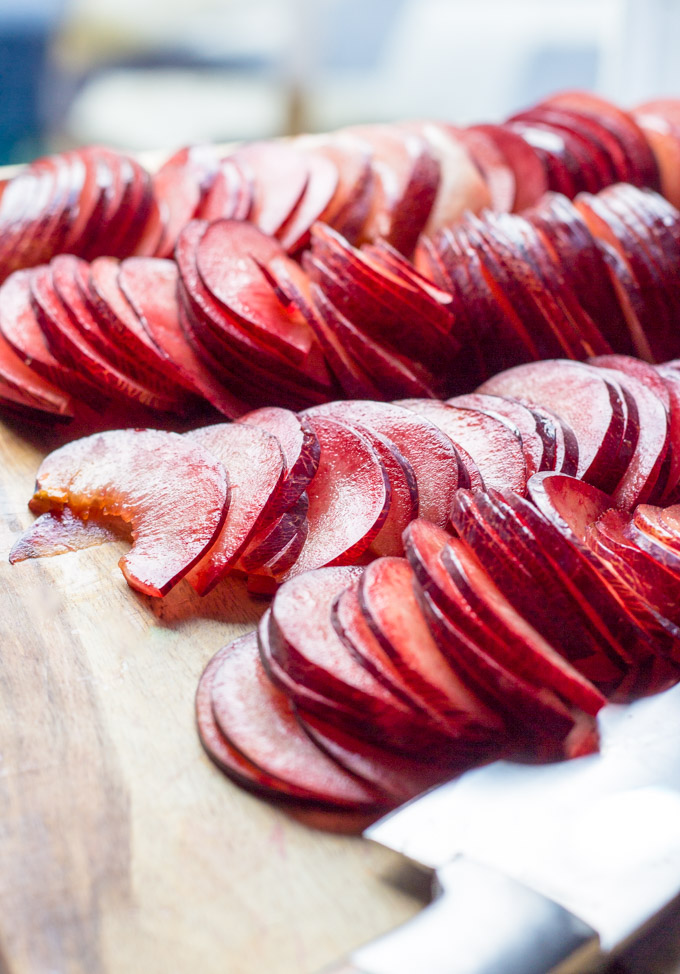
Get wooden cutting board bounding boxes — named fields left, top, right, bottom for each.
left=1, top=413, right=680, bottom=974
left=0, top=415, right=424, bottom=974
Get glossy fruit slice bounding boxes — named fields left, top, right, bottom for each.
left=278, top=414, right=390, bottom=578
left=184, top=423, right=286, bottom=595
left=9, top=508, right=122, bottom=563
left=208, top=633, right=386, bottom=810
left=27, top=428, right=229, bottom=596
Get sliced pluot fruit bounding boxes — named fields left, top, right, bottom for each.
left=30, top=264, right=183, bottom=413
left=276, top=150, right=339, bottom=253
left=397, top=398, right=527, bottom=494
left=634, top=111, right=680, bottom=210
left=346, top=123, right=440, bottom=255
left=477, top=360, right=627, bottom=490
left=625, top=515, right=680, bottom=576
left=402, top=518, right=599, bottom=758
left=497, top=490, right=679, bottom=690
left=235, top=406, right=320, bottom=510
left=196, top=219, right=315, bottom=364
left=267, top=566, right=452, bottom=753
left=450, top=126, right=515, bottom=212
left=151, top=143, right=220, bottom=257
left=0, top=317, right=74, bottom=418
left=358, top=556, right=506, bottom=733
left=467, top=123, right=548, bottom=211
left=588, top=358, right=670, bottom=506
left=9, top=507, right=122, bottom=563
left=184, top=423, right=285, bottom=595
left=632, top=504, right=680, bottom=558
left=237, top=492, right=309, bottom=574
left=542, top=91, right=660, bottom=190
left=278, top=414, right=390, bottom=579
left=527, top=471, right=614, bottom=543
left=413, top=122, right=492, bottom=234
left=117, top=256, right=248, bottom=417
left=449, top=492, right=631, bottom=693
left=27, top=428, right=229, bottom=596
left=302, top=399, right=460, bottom=528
left=209, top=633, right=386, bottom=810
left=439, top=537, right=605, bottom=716
left=448, top=392, right=545, bottom=476
left=304, top=132, right=375, bottom=244
left=198, top=157, right=253, bottom=223
left=0, top=268, right=96, bottom=403
left=228, top=141, right=310, bottom=237
left=295, top=708, right=456, bottom=804
left=199, top=637, right=385, bottom=811
left=528, top=405, right=578, bottom=475
left=654, top=366, right=680, bottom=501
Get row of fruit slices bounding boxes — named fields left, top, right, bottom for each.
left=11, top=351, right=680, bottom=824
left=1, top=177, right=679, bottom=424
left=3, top=90, right=679, bottom=287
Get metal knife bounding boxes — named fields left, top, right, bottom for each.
left=322, top=681, right=680, bottom=974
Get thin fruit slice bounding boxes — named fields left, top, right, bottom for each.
left=26, top=428, right=229, bottom=596
left=209, top=633, right=386, bottom=810
left=278, top=414, right=390, bottom=579
left=184, top=423, right=286, bottom=595
left=9, top=508, right=122, bottom=563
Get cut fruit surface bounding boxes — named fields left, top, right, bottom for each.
left=27, top=428, right=229, bottom=596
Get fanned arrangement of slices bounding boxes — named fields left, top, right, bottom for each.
left=11, top=352, right=680, bottom=824
left=1, top=92, right=680, bottom=420
left=7, top=88, right=680, bottom=829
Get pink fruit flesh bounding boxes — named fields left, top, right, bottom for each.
left=28, top=428, right=229, bottom=596
left=279, top=414, right=390, bottom=579
left=184, top=423, right=286, bottom=595
left=209, top=633, right=385, bottom=809
left=9, top=508, right=123, bottom=562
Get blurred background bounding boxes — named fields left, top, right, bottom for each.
left=1, top=0, right=679, bottom=164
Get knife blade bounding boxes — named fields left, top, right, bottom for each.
left=322, top=681, right=680, bottom=974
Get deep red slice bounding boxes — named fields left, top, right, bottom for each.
left=278, top=414, right=390, bottom=579
left=358, top=556, right=505, bottom=732
left=302, top=399, right=459, bottom=528
left=448, top=393, right=546, bottom=477
left=184, top=423, right=286, bottom=595
left=26, top=428, right=229, bottom=596
left=467, top=124, right=548, bottom=211
left=208, top=633, right=385, bottom=810
left=237, top=492, right=309, bottom=574
left=277, top=150, right=339, bottom=253
left=268, top=565, right=448, bottom=752
left=235, top=406, right=320, bottom=510
left=152, top=143, right=220, bottom=257
left=196, top=220, right=315, bottom=364
left=117, top=256, right=248, bottom=417
left=477, top=360, right=627, bottom=490
left=229, top=141, right=310, bottom=236
left=398, top=398, right=527, bottom=494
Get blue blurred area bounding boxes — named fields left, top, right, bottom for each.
left=0, top=0, right=64, bottom=163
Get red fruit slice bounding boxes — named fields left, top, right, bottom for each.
left=117, top=256, right=248, bottom=418
left=152, top=143, right=220, bottom=257
left=358, top=556, right=505, bottom=732
left=9, top=508, right=121, bottom=563
left=235, top=406, right=320, bottom=510
left=196, top=220, right=316, bottom=365
left=477, top=360, right=627, bottom=490
left=439, top=537, right=605, bottom=716
left=397, top=398, right=527, bottom=495
left=198, top=157, right=253, bottom=223
left=403, top=518, right=599, bottom=758
left=296, top=708, right=452, bottom=804
left=237, top=492, right=309, bottom=574
left=346, top=123, right=440, bottom=254
left=0, top=310, right=73, bottom=418
left=634, top=111, right=680, bottom=209
left=527, top=471, right=613, bottom=544
left=278, top=414, right=390, bottom=579
left=208, top=633, right=385, bottom=810
left=451, top=126, right=515, bottom=212
left=198, top=637, right=385, bottom=811
left=307, top=132, right=375, bottom=243
left=0, top=269, right=94, bottom=401
left=414, top=122, right=492, bottom=234
left=467, top=124, right=548, bottom=211
left=529, top=405, right=578, bottom=475
left=229, top=141, right=310, bottom=236
left=277, top=150, right=339, bottom=253
left=448, top=392, right=546, bottom=477
left=302, top=399, right=459, bottom=528
left=184, top=423, right=286, bottom=595
left=31, top=265, right=182, bottom=413
left=27, top=428, right=229, bottom=596
left=589, top=358, right=670, bottom=507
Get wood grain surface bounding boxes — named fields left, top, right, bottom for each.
left=0, top=412, right=679, bottom=974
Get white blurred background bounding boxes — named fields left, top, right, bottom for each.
left=1, top=0, right=679, bottom=162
